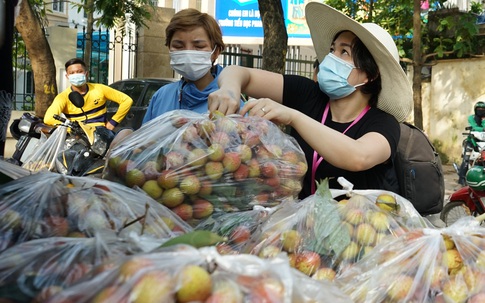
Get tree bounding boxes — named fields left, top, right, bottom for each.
left=14, top=0, right=155, bottom=116
left=323, top=0, right=483, bottom=128
left=72, top=0, right=154, bottom=70
left=258, top=0, right=288, bottom=73
left=413, top=0, right=423, bottom=128
left=15, top=0, right=57, bottom=117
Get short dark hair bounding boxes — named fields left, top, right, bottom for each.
left=332, top=31, right=381, bottom=108
left=313, top=59, right=319, bottom=69
left=351, top=36, right=381, bottom=108
left=65, top=58, right=87, bottom=70
left=166, top=8, right=225, bottom=53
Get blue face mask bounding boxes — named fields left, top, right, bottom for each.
left=317, top=53, right=363, bottom=100
left=68, top=73, right=87, bottom=87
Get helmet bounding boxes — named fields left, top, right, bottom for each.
left=466, top=165, right=485, bottom=190
left=474, top=101, right=485, bottom=118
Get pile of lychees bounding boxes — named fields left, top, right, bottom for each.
left=103, top=110, right=307, bottom=226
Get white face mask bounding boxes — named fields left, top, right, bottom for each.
left=170, top=47, right=216, bottom=81
left=68, top=73, right=87, bottom=87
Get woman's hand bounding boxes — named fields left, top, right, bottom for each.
left=241, top=98, right=295, bottom=126
left=208, top=89, right=241, bottom=116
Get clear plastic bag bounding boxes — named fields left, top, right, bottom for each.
left=47, top=245, right=352, bottom=303
left=102, top=110, right=307, bottom=226
left=21, top=125, right=67, bottom=172
left=0, top=231, right=134, bottom=302
left=194, top=206, right=274, bottom=254
left=336, top=216, right=485, bottom=303
left=330, top=177, right=433, bottom=228
left=244, top=179, right=430, bottom=278
left=0, top=159, right=32, bottom=184
left=0, top=172, right=192, bottom=251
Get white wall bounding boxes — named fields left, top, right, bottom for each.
left=422, top=57, right=485, bottom=162
left=45, top=26, right=78, bottom=92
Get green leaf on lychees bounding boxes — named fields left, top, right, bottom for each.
left=310, top=179, right=351, bottom=257
left=159, top=230, right=227, bottom=248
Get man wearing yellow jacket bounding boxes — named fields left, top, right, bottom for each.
left=44, top=58, right=133, bottom=130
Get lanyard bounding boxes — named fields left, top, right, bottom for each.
left=310, top=103, right=370, bottom=194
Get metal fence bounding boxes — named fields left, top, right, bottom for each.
left=11, top=27, right=138, bottom=110
left=12, top=29, right=34, bottom=111
left=11, top=31, right=315, bottom=110
left=219, top=48, right=316, bottom=79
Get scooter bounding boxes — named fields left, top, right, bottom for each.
left=441, top=150, right=485, bottom=226
left=454, top=126, right=485, bottom=186
left=54, top=91, right=115, bottom=177
left=8, top=113, right=56, bottom=165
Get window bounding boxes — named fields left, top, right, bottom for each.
left=52, top=0, right=64, bottom=13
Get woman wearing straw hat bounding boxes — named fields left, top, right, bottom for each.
left=208, top=2, right=413, bottom=199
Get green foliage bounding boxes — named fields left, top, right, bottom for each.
left=471, top=1, right=484, bottom=14
left=323, top=0, right=483, bottom=62
left=70, top=0, right=156, bottom=34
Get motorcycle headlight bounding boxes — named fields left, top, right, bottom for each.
left=92, top=131, right=109, bottom=156
left=18, top=119, right=34, bottom=133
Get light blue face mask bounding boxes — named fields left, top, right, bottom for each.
left=68, top=73, right=87, bottom=87
left=317, top=53, right=363, bottom=100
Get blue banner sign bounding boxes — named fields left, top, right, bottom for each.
left=215, top=0, right=323, bottom=42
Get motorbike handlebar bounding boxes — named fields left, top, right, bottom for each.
left=53, top=114, right=67, bottom=123
left=35, top=124, right=56, bottom=135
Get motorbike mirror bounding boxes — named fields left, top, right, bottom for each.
left=68, top=91, right=85, bottom=108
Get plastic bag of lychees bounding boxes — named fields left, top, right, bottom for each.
left=45, top=245, right=215, bottom=303
left=193, top=206, right=273, bottom=254
left=0, top=231, right=137, bottom=302
left=208, top=248, right=352, bottom=303
left=0, top=159, right=32, bottom=184
left=336, top=216, right=485, bottom=303
left=244, top=179, right=427, bottom=279
left=0, top=172, right=192, bottom=251
left=46, top=245, right=351, bottom=303
left=330, top=176, right=433, bottom=229
left=102, top=110, right=307, bottom=226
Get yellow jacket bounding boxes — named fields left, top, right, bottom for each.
left=44, top=83, right=133, bottom=127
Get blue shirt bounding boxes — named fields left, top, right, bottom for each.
left=142, top=65, right=244, bottom=124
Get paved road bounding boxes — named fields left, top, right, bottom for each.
left=443, top=163, right=460, bottom=201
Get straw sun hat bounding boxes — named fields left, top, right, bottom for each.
left=305, top=2, right=413, bottom=122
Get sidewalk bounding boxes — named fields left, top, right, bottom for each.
left=443, top=163, right=460, bottom=201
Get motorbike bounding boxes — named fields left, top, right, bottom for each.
left=8, top=113, right=56, bottom=166
left=8, top=92, right=114, bottom=177
left=441, top=149, right=485, bottom=226
left=453, top=126, right=485, bottom=186
left=54, top=91, right=115, bottom=177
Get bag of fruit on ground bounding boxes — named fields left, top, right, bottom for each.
left=194, top=206, right=274, bottom=254
left=329, top=176, right=433, bottom=229
left=102, top=110, right=307, bottom=226
left=0, top=231, right=135, bottom=302
left=244, top=179, right=430, bottom=280
left=0, top=172, right=192, bottom=252
left=46, top=245, right=351, bottom=303
left=336, top=215, right=485, bottom=303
